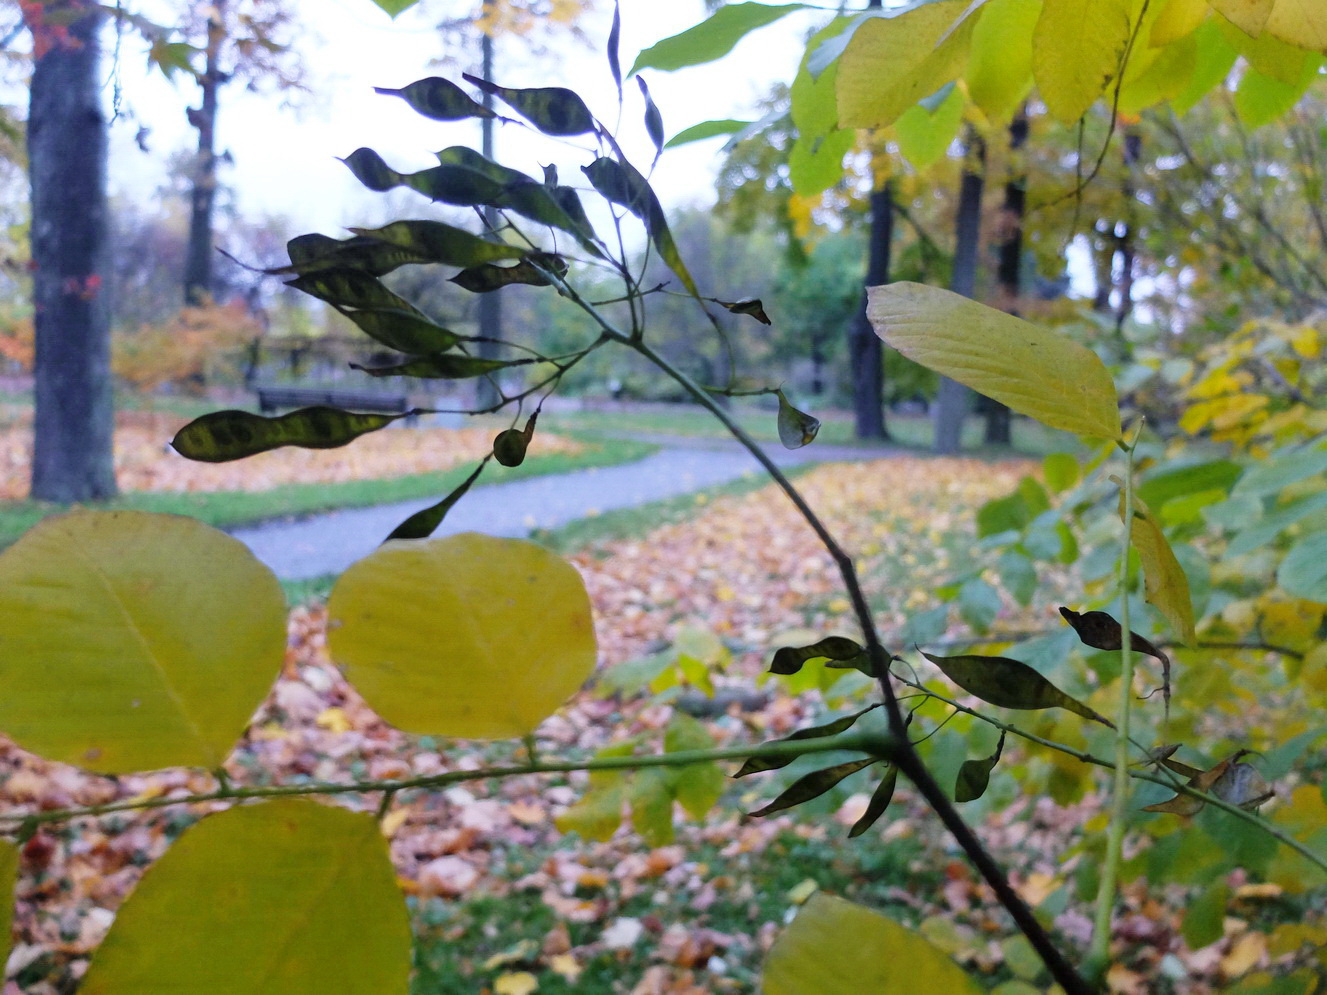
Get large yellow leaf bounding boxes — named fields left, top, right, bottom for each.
left=1033, top=0, right=1134, bottom=122
left=81, top=800, right=410, bottom=994
left=328, top=532, right=596, bottom=739
left=0, top=512, right=285, bottom=773
left=764, top=893, right=982, bottom=993
left=1125, top=494, right=1197, bottom=643
left=1152, top=0, right=1210, bottom=44
left=0, top=839, right=15, bottom=974
left=965, top=0, right=1040, bottom=124
left=1264, top=0, right=1327, bottom=51
left=867, top=282, right=1122, bottom=440
left=836, top=0, right=976, bottom=129
left=1209, top=0, right=1273, bottom=38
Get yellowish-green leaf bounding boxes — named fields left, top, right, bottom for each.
left=81, top=800, right=411, bottom=994
left=1263, top=0, right=1327, bottom=53
left=789, top=17, right=856, bottom=195
left=0, top=839, right=15, bottom=973
left=836, top=0, right=976, bottom=129
left=1210, top=0, right=1273, bottom=37
left=764, top=892, right=983, bottom=994
left=867, top=282, right=1121, bottom=439
left=328, top=532, right=596, bottom=739
left=665, top=712, right=726, bottom=818
left=1124, top=493, right=1197, bottom=644
left=894, top=83, right=965, bottom=170
left=0, top=512, right=285, bottom=773
left=1118, top=30, right=1198, bottom=112
left=1151, top=0, right=1209, bottom=44
left=1033, top=0, right=1133, bottom=123
left=922, top=650, right=1114, bottom=726
left=965, top=0, right=1039, bottom=123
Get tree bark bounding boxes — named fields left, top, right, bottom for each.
left=1115, top=128, right=1141, bottom=331
left=985, top=110, right=1028, bottom=447
left=933, top=132, right=985, bottom=455
left=184, top=0, right=226, bottom=305
left=474, top=4, right=502, bottom=411
left=29, top=6, right=117, bottom=502
left=849, top=179, right=892, bottom=439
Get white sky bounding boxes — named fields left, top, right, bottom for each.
left=104, top=0, right=821, bottom=235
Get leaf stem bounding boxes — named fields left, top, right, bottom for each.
left=1089, top=432, right=1139, bottom=977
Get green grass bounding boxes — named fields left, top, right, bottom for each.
left=538, top=404, right=1079, bottom=458
left=0, top=435, right=657, bottom=553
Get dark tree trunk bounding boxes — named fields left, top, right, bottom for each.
left=29, top=7, right=117, bottom=502
left=849, top=179, right=892, bottom=440
left=1115, top=128, right=1141, bottom=331
left=184, top=0, right=226, bottom=305
left=933, top=132, right=985, bottom=455
left=474, top=6, right=502, bottom=411
left=985, top=110, right=1028, bottom=447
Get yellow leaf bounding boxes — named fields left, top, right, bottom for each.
left=548, top=954, right=582, bottom=981
left=764, top=893, right=983, bottom=994
left=1220, top=930, right=1267, bottom=978
left=0, top=511, right=286, bottom=773
left=965, top=0, right=1040, bottom=123
left=1125, top=493, right=1197, bottom=644
left=836, top=0, right=976, bottom=129
left=786, top=878, right=820, bottom=904
left=1033, top=0, right=1134, bottom=123
left=494, top=971, right=539, bottom=995
left=379, top=806, right=411, bottom=838
left=81, top=801, right=411, bottom=994
left=1215, top=0, right=1327, bottom=50
left=316, top=707, right=354, bottom=734
left=328, top=533, right=596, bottom=739
left=868, top=282, right=1121, bottom=439
left=1150, top=0, right=1210, bottom=44
left=1211, top=0, right=1274, bottom=37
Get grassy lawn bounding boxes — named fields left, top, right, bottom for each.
left=537, top=403, right=1080, bottom=457
left=0, top=435, right=656, bottom=553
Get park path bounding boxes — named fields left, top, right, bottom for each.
left=229, top=434, right=898, bottom=580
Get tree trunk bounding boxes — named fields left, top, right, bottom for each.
left=985, top=110, right=1028, bottom=447
left=849, top=179, right=892, bottom=440
left=184, top=0, right=226, bottom=306
left=1115, top=128, right=1141, bottom=331
left=474, top=5, right=502, bottom=411
left=933, top=132, right=985, bottom=455
left=29, top=7, right=117, bottom=502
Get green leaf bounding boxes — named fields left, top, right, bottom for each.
left=369, top=0, right=419, bottom=16
left=958, top=578, right=1002, bottom=632
left=349, top=220, right=524, bottom=267
left=836, top=0, right=976, bottom=130
left=556, top=780, right=626, bottom=841
left=287, top=269, right=422, bottom=315
left=351, top=355, right=531, bottom=379
left=997, top=551, right=1038, bottom=607
left=664, top=713, right=727, bottom=818
left=1229, top=491, right=1327, bottom=557
left=1172, top=20, right=1239, bottom=114
left=848, top=766, right=899, bottom=838
left=0, top=512, right=285, bottom=773
left=434, top=145, right=537, bottom=187
left=342, top=310, right=462, bottom=356
left=770, top=635, right=863, bottom=676
left=328, top=533, right=596, bottom=739
left=280, top=233, right=426, bottom=277
left=401, top=163, right=509, bottom=206
left=1137, top=459, right=1242, bottom=510
left=1032, top=0, right=1133, bottom=124
left=629, top=3, right=809, bottom=75
left=735, top=704, right=882, bottom=777
left=1234, top=444, right=1327, bottom=495
left=630, top=768, right=676, bottom=846
left=172, top=407, right=404, bottom=462
left=1278, top=533, right=1327, bottom=601
left=463, top=74, right=596, bottom=136
left=665, top=118, right=753, bottom=148
left=450, top=254, right=568, bottom=293
left=1124, top=493, right=1197, bottom=644
left=922, top=650, right=1114, bottom=726
left=894, top=82, right=964, bottom=170
left=965, top=0, right=1038, bottom=123
left=1043, top=452, right=1079, bottom=493
left=789, top=17, right=857, bottom=196
left=977, top=493, right=1029, bottom=537
left=385, top=460, right=488, bottom=542
left=776, top=389, right=821, bottom=449
left=1236, top=61, right=1324, bottom=127
left=374, top=76, right=493, bottom=121
left=749, top=758, right=878, bottom=817
left=494, top=412, right=538, bottom=468
left=582, top=156, right=698, bottom=295
left=637, top=76, right=664, bottom=156
left=955, top=730, right=1006, bottom=802
left=340, top=147, right=403, bottom=192
left=81, top=800, right=410, bottom=994
left=608, top=0, right=623, bottom=94
left=868, top=282, right=1122, bottom=440
left=1181, top=881, right=1229, bottom=949
left=764, top=893, right=983, bottom=994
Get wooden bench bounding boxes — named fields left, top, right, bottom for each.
left=254, top=385, right=417, bottom=423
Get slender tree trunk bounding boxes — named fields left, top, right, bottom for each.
left=849, top=179, right=892, bottom=439
left=933, top=132, right=985, bottom=455
left=985, top=109, right=1028, bottom=447
left=1115, top=128, right=1141, bottom=331
left=1091, top=221, right=1114, bottom=313
left=474, top=5, right=502, bottom=411
left=184, top=0, right=226, bottom=305
left=29, top=7, right=117, bottom=502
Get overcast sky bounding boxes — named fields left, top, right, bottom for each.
left=103, top=0, right=820, bottom=235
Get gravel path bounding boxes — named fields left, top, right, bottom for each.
left=229, top=435, right=898, bottom=580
